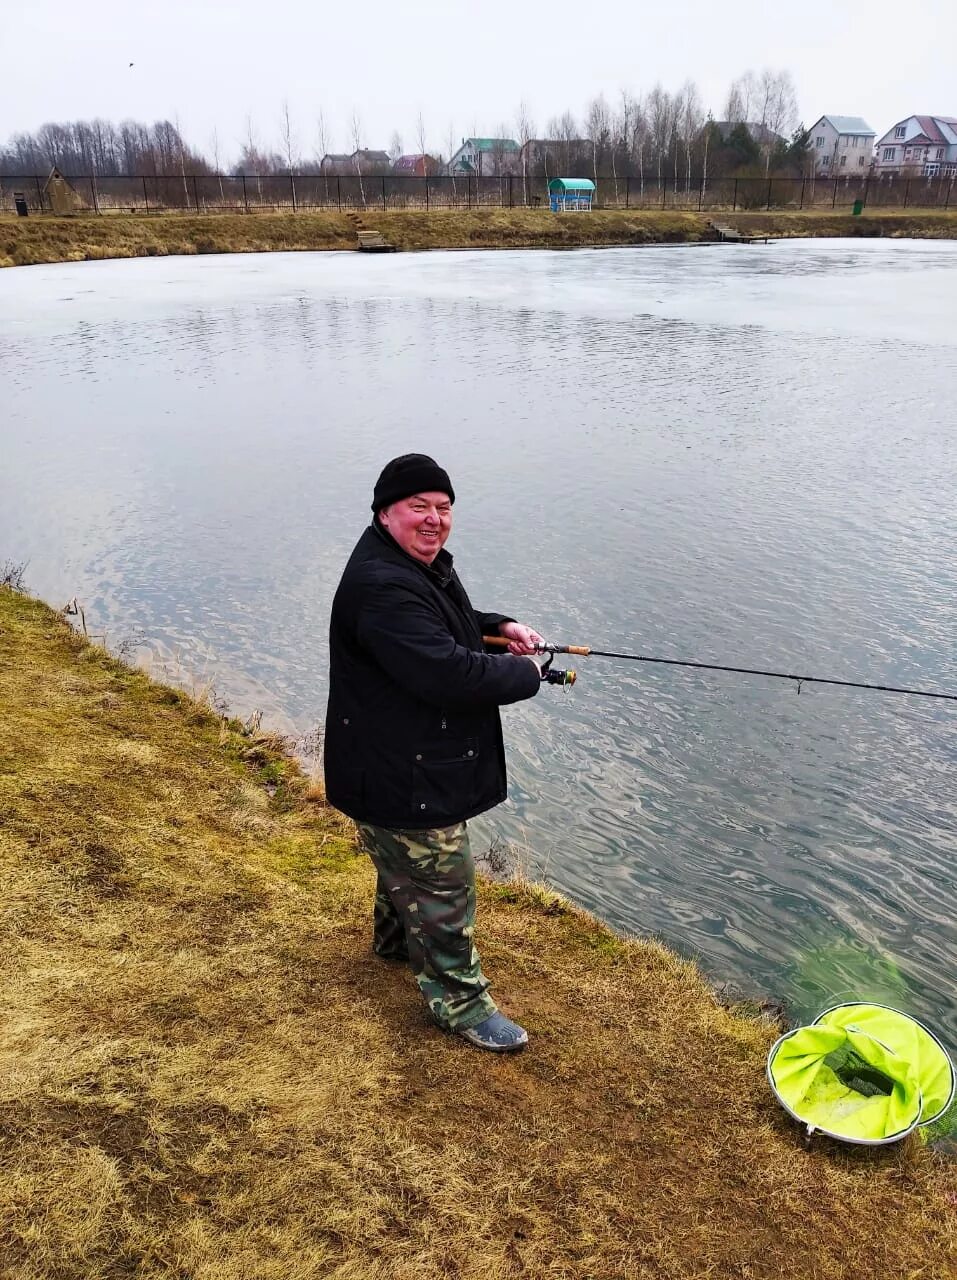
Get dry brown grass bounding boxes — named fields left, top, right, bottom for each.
left=1, top=585, right=955, bottom=1279
left=2, top=207, right=956, bottom=268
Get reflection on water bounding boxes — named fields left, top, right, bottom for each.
left=2, top=240, right=955, bottom=1044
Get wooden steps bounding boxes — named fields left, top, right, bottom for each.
left=356, top=229, right=396, bottom=253
left=708, top=221, right=771, bottom=245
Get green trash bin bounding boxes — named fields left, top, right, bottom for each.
left=852, top=198, right=864, bottom=216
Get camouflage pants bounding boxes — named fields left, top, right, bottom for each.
left=356, top=821, right=497, bottom=1033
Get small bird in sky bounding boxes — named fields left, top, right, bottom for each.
left=129, top=62, right=134, bottom=68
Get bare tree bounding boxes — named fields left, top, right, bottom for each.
left=350, top=109, right=366, bottom=204
left=701, top=111, right=713, bottom=196
left=389, top=130, right=403, bottom=164
left=725, top=72, right=757, bottom=125
left=761, top=69, right=799, bottom=144
left=279, top=100, right=299, bottom=172
left=562, top=111, right=582, bottom=172
left=585, top=94, right=611, bottom=192
left=681, top=81, right=703, bottom=193
left=490, top=125, right=514, bottom=181
left=647, top=85, right=673, bottom=192
left=629, top=95, right=648, bottom=196
left=667, top=87, right=684, bottom=192
left=210, top=127, right=225, bottom=204
left=415, top=111, right=427, bottom=163
left=244, top=116, right=264, bottom=200
left=446, top=121, right=458, bottom=200
left=173, top=114, right=191, bottom=205
left=279, top=99, right=299, bottom=208
left=515, top=100, right=534, bottom=205
left=315, top=110, right=331, bottom=200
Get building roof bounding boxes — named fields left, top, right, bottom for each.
left=815, top=115, right=874, bottom=135
left=353, top=149, right=390, bottom=163
left=879, top=116, right=957, bottom=147
left=912, top=116, right=955, bottom=144
left=462, top=137, right=519, bottom=152
left=393, top=154, right=428, bottom=171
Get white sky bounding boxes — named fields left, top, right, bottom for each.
left=2, top=0, right=954, bottom=161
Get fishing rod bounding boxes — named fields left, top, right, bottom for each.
left=482, top=636, right=957, bottom=702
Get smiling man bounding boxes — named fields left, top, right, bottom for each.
left=324, top=453, right=543, bottom=1052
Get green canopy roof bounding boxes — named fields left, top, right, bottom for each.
left=548, top=178, right=596, bottom=192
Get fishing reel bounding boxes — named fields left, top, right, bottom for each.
left=539, top=648, right=576, bottom=690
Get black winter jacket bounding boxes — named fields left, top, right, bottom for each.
left=324, top=522, right=541, bottom=829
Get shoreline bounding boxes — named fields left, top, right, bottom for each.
left=3, top=207, right=957, bottom=268
left=1, top=581, right=954, bottom=1277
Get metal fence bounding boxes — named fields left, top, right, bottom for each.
left=2, top=171, right=955, bottom=215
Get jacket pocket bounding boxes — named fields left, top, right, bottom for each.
left=411, top=739, right=480, bottom=818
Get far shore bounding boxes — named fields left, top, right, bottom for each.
left=3, top=207, right=957, bottom=268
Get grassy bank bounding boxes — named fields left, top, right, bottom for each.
left=1, top=583, right=955, bottom=1279
left=2, top=207, right=957, bottom=268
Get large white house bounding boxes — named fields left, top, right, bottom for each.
left=448, top=137, right=520, bottom=177
left=874, top=116, right=957, bottom=177
left=807, top=116, right=875, bottom=174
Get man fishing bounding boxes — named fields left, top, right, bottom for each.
left=324, top=454, right=544, bottom=1052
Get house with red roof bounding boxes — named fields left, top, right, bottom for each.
left=392, top=154, right=439, bottom=177
left=874, top=116, right=957, bottom=178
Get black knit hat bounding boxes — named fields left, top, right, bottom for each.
left=371, top=454, right=455, bottom=513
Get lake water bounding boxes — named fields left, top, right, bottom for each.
left=2, top=240, right=955, bottom=1046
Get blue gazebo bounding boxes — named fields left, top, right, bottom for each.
left=548, top=177, right=596, bottom=212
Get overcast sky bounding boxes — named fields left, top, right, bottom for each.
left=4, top=0, right=954, bottom=160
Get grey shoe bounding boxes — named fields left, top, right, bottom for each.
left=457, top=1011, right=528, bottom=1053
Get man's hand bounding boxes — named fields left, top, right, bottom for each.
left=498, top=621, right=545, bottom=656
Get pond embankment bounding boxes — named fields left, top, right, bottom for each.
left=1, top=583, right=954, bottom=1279
left=2, top=207, right=957, bottom=267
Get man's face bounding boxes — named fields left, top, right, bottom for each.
left=379, top=491, right=453, bottom=564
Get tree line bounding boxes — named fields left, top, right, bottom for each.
left=1, top=68, right=811, bottom=185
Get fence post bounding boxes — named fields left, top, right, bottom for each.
left=799, top=176, right=806, bottom=209
left=625, top=176, right=630, bottom=209
left=382, top=175, right=387, bottom=210
left=903, top=178, right=910, bottom=209
left=831, top=177, right=837, bottom=208
left=861, top=176, right=869, bottom=210
left=90, top=176, right=99, bottom=214
left=732, top=178, right=738, bottom=211
left=337, top=175, right=341, bottom=211
left=193, top=175, right=200, bottom=212
left=241, top=174, right=248, bottom=213
left=143, top=175, right=149, bottom=214
left=35, top=174, right=44, bottom=212
left=467, top=174, right=472, bottom=210
left=698, top=175, right=704, bottom=211
left=946, top=178, right=952, bottom=210
left=291, top=175, right=297, bottom=211
left=766, top=177, right=772, bottom=210
left=425, top=175, right=430, bottom=210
